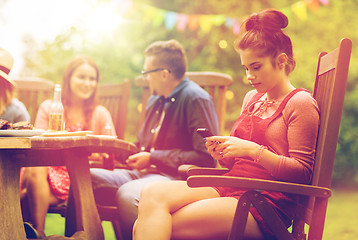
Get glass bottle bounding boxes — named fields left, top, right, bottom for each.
left=104, top=122, right=112, bottom=135
left=49, top=84, right=64, bottom=131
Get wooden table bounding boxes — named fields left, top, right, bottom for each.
left=0, top=135, right=137, bottom=240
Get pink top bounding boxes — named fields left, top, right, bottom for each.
left=32, top=99, right=116, bottom=201
left=239, top=90, right=319, bottom=184
left=35, top=99, right=116, bottom=136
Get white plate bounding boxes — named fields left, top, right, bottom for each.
left=41, top=131, right=92, bottom=137
left=0, top=129, right=46, bottom=137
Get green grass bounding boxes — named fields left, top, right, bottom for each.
left=44, top=215, right=117, bottom=240
left=44, top=189, right=358, bottom=239
left=323, top=189, right=358, bottom=239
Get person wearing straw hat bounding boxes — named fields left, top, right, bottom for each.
left=0, top=49, right=38, bottom=237
left=0, top=47, right=30, bottom=123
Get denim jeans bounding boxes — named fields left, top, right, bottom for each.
left=90, top=168, right=174, bottom=240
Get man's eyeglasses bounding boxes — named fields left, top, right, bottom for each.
left=141, top=68, right=170, bottom=76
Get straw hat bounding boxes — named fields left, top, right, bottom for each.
left=0, top=48, right=15, bottom=86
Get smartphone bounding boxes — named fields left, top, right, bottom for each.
left=196, top=128, right=214, bottom=138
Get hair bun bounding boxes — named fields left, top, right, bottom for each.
left=244, top=9, right=288, bottom=33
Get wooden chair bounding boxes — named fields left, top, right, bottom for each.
left=13, top=77, right=54, bottom=124
left=47, top=80, right=132, bottom=240
left=187, top=38, right=352, bottom=240
left=98, top=79, right=131, bottom=140
left=135, top=71, right=233, bottom=134
left=92, top=80, right=132, bottom=239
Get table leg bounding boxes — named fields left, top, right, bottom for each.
left=0, top=151, right=27, bottom=239
left=63, top=149, right=104, bottom=240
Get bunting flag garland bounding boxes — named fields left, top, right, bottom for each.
left=117, top=0, right=330, bottom=34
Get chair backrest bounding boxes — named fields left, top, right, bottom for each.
left=134, top=71, right=233, bottom=134
left=295, top=38, right=352, bottom=239
left=98, top=79, right=131, bottom=139
left=13, top=77, right=55, bottom=124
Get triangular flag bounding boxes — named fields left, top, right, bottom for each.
left=212, top=15, right=226, bottom=26
left=200, top=15, right=213, bottom=33
left=188, top=15, right=200, bottom=30
left=305, top=0, right=320, bottom=12
left=225, top=18, right=234, bottom=28
left=164, top=12, right=177, bottom=30
left=177, top=14, right=189, bottom=32
left=291, top=1, right=307, bottom=20
left=152, top=9, right=165, bottom=27
left=232, top=19, right=241, bottom=35
left=320, top=0, right=330, bottom=6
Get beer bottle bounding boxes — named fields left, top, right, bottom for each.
left=49, top=84, right=64, bottom=131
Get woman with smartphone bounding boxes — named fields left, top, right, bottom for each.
left=133, top=8, right=319, bottom=240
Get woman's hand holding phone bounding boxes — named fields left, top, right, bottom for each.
left=196, top=128, right=214, bottom=138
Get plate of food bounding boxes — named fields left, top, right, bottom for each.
left=0, top=119, right=45, bottom=137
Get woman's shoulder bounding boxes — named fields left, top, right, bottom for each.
left=289, top=90, right=316, bottom=105
left=93, top=105, right=111, bottom=116
left=244, top=90, right=257, bottom=99
left=242, top=90, right=258, bottom=107
left=286, top=89, right=319, bottom=113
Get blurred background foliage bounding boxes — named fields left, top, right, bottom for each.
left=15, top=0, right=358, bottom=187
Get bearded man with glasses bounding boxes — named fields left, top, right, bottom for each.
left=91, top=39, right=219, bottom=240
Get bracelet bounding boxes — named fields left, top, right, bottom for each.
left=256, top=145, right=267, bottom=163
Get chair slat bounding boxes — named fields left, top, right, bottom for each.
left=98, top=79, right=131, bottom=139
left=14, top=77, right=54, bottom=124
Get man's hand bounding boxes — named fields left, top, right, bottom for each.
left=126, top=152, right=151, bottom=170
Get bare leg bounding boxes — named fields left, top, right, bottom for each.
left=134, top=180, right=264, bottom=240
left=171, top=197, right=264, bottom=240
left=22, top=167, right=60, bottom=237
left=133, top=180, right=222, bottom=240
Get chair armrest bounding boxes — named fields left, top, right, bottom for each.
left=187, top=175, right=331, bottom=198
left=177, top=164, right=197, bottom=179
left=187, top=167, right=229, bottom=176
left=177, top=165, right=229, bottom=179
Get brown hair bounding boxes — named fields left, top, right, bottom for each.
left=61, top=55, right=100, bottom=129
left=145, top=39, right=188, bottom=80
left=236, top=9, right=296, bottom=75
